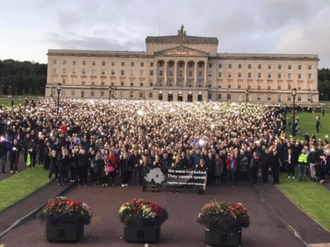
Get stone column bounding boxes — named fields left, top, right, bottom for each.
left=174, top=61, right=177, bottom=86
left=204, top=61, right=208, bottom=87
left=164, top=60, right=168, bottom=86
left=184, top=61, right=187, bottom=86
left=194, top=61, right=198, bottom=87
left=154, top=60, right=158, bottom=86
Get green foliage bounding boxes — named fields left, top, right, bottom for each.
left=318, top=68, right=330, bottom=101
left=0, top=59, right=47, bottom=96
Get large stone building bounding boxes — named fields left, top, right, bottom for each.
left=46, top=26, right=319, bottom=103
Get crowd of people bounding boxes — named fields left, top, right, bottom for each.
left=0, top=98, right=329, bottom=194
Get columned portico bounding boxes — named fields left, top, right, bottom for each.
left=184, top=61, right=188, bottom=86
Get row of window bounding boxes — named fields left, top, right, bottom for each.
left=55, top=90, right=152, bottom=99
left=215, top=94, right=306, bottom=102
left=217, top=72, right=313, bottom=80
left=216, top=64, right=312, bottom=70
left=53, top=60, right=151, bottom=67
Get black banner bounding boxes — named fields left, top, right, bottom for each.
left=144, top=168, right=207, bottom=189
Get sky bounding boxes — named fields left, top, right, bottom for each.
left=0, top=0, right=330, bottom=68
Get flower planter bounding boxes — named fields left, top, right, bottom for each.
left=124, top=221, right=161, bottom=243
left=45, top=219, right=84, bottom=242
left=204, top=227, right=242, bottom=247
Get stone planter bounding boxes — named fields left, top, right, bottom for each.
left=204, top=227, right=242, bottom=247
left=124, top=220, right=161, bottom=243
left=45, top=219, right=84, bottom=242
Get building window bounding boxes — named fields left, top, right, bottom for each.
left=278, top=73, right=281, bottom=79
left=53, top=60, right=57, bottom=65
left=82, top=69, right=85, bottom=74
left=61, top=91, right=65, bottom=96
left=258, top=64, right=262, bottom=69
left=102, top=61, right=105, bottom=66
left=288, top=73, right=291, bottom=79
left=92, top=69, right=95, bottom=75
left=140, top=70, right=144, bottom=76
left=169, top=63, right=173, bottom=68
left=199, top=71, right=202, bottom=77
left=228, top=94, right=231, bottom=100
left=71, top=90, right=75, bottom=96
left=208, top=73, right=212, bottom=77
left=72, top=60, right=76, bottom=65
left=248, top=73, right=251, bottom=79
left=298, top=65, right=302, bottom=70
left=72, top=68, right=76, bottom=74
left=91, top=91, right=95, bottom=97
left=217, top=94, right=221, bottom=100
left=258, top=73, right=261, bottom=79
left=111, top=62, right=115, bottom=67
left=189, top=63, right=193, bottom=68
left=308, top=65, right=312, bottom=70
left=82, top=61, right=86, bottom=66
left=121, top=62, right=125, bottom=67
left=63, top=60, right=66, bottom=65
left=149, top=92, right=153, bottom=98
left=278, top=65, right=281, bottom=70
left=92, top=61, right=96, bottom=66
left=288, top=65, right=292, bottom=70
left=140, top=62, right=144, bottom=67
left=208, top=94, right=212, bottom=100
left=228, top=72, right=232, bottom=78
left=288, top=84, right=291, bottom=89
left=131, top=62, right=134, bottom=67
left=298, top=74, right=302, bottom=79
left=111, top=70, right=115, bottom=76
left=150, top=70, right=154, bottom=76
left=238, top=84, right=241, bottom=89
left=160, top=71, right=163, bottom=76
left=91, top=81, right=95, bottom=86
left=248, top=85, right=251, bottom=89
left=150, top=81, right=153, bottom=86
left=139, top=92, right=143, bottom=98
left=62, top=79, right=66, bottom=84
left=178, top=71, right=183, bottom=77
left=62, top=68, right=66, bottom=74
left=267, top=95, right=271, bottom=101
left=101, top=91, right=104, bottom=97
left=52, top=68, right=57, bottom=74
left=140, top=82, right=144, bottom=87
left=248, top=64, right=252, bottom=69
left=278, top=85, right=281, bottom=89
left=288, top=96, right=291, bottom=102
left=257, top=96, right=261, bottom=101
left=238, top=72, right=241, bottom=78
left=268, top=73, right=272, bottom=79
left=238, top=64, right=242, bottom=69
left=228, top=85, right=231, bottom=89
left=82, top=81, right=85, bottom=86
left=120, top=81, right=124, bottom=86
left=308, top=74, right=312, bottom=79
left=228, top=64, right=232, bottom=69
left=130, top=70, right=134, bottom=76
left=130, top=82, right=134, bottom=87
left=208, top=64, right=212, bottom=68
left=159, top=63, right=163, bottom=68
left=111, top=82, right=114, bottom=86
left=218, top=72, right=222, bottom=78
left=258, top=85, right=261, bottom=90
left=218, top=64, right=222, bottom=69
left=102, top=69, right=105, bottom=75
left=298, top=96, right=301, bottom=102
left=268, top=65, right=271, bottom=70
left=169, top=71, right=173, bottom=77
left=120, top=92, right=124, bottom=98
left=199, top=63, right=203, bottom=68
left=121, top=70, right=125, bottom=76
left=150, top=62, right=154, bottom=67
left=189, top=71, right=193, bottom=77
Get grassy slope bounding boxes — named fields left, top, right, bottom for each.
left=0, top=166, right=52, bottom=212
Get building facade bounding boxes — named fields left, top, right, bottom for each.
left=46, top=26, right=319, bottom=103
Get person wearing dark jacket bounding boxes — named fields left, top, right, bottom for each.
left=91, top=151, right=103, bottom=185
left=9, top=139, right=21, bottom=173
left=196, top=159, right=207, bottom=195
left=205, top=152, right=215, bottom=186
left=284, top=149, right=296, bottom=179
left=151, top=156, right=162, bottom=192
left=58, top=147, right=69, bottom=186
left=48, top=150, right=58, bottom=180
left=77, top=149, right=89, bottom=186
left=0, top=137, right=7, bottom=173
left=260, top=148, right=271, bottom=183
left=129, top=150, right=141, bottom=186
left=119, top=153, right=130, bottom=186
left=68, top=149, right=78, bottom=182
left=43, top=141, right=52, bottom=170
left=270, top=150, right=280, bottom=185
left=180, top=152, right=189, bottom=168
left=250, top=152, right=261, bottom=184
left=27, top=137, right=37, bottom=168
left=37, top=135, right=45, bottom=165
left=141, top=156, right=151, bottom=192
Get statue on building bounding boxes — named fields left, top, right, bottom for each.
left=178, top=24, right=186, bottom=35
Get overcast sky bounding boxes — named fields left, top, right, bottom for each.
left=0, top=0, right=330, bottom=68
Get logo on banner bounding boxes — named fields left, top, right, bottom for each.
left=144, top=168, right=166, bottom=184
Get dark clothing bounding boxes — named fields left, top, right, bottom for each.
left=9, top=144, right=20, bottom=171
left=261, top=153, right=271, bottom=183
left=284, top=153, right=296, bottom=177
left=270, top=154, right=280, bottom=184
left=119, top=159, right=130, bottom=184
left=49, top=156, right=58, bottom=179
left=250, top=157, right=261, bottom=184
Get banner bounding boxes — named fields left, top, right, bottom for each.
left=144, top=167, right=207, bottom=189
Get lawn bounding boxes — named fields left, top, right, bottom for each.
left=0, top=166, right=52, bottom=212
left=0, top=98, right=25, bottom=107
left=277, top=172, right=330, bottom=231
left=286, top=107, right=330, bottom=140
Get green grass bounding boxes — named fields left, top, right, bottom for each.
left=0, top=98, right=25, bottom=107
left=277, top=172, right=330, bottom=231
left=0, top=165, right=52, bottom=212
left=286, top=108, right=330, bottom=140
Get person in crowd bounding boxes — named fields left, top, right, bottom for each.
left=119, top=153, right=130, bottom=187
left=308, top=146, right=319, bottom=181
left=43, top=141, right=52, bottom=171
left=214, top=153, right=224, bottom=186
left=48, top=150, right=58, bottom=180
left=9, top=139, right=20, bottom=173
left=205, top=152, right=215, bottom=186
left=270, top=149, right=280, bottom=185
left=37, top=134, right=45, bottom=166
left=226, top=152, right=238, bottom=187
left=141, top=155, right=151, bottom=192
left=284, top=148, right=296, bottom=179
left=152, top=155, right=162, bottom=192
left=298, top=147, right=309, bottom=182
left=58, top=147, right=69, bottom=186
left=27, top=137, right=37, bottom=169
left=250, top=152, right=261, bottom=184
left=77, top=149, right=89, bottom=186
left=0, top=136, right=7, bottom=173
left=130, top=149, right=141, bottom=186
left=238, top=150, right=248, bottom=181
left=108, top=150, right=117, bottom=186
left=101, top=155, right=110, bottom=187
left=196, top=159, right=207, bottom=195
left=91, top=151, right=103, bottom=186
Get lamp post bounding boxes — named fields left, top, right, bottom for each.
left=292, top=88, right=297, bottom=137
left=81, top=91, right=84, bottom=99
left=40, top=87, right=43, bottom=97
left=322, top=92, right=324, bottom=102
left=130, top=88, right=133, bottom=100
left=9, top=86, right=12, bottom=95
left=227, top=90, right=229, bottom=102
left=109, top=86, right=112, bottom=102
left=245, top=89, right=249, bottom=103
left=112, top=87, right=115, bottom=99
left=0, top=85, right=3, bottom=98
left=57, top=83, right=61, bottom=115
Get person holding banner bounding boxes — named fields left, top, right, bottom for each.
left=141, top=155, right=151, bottom=192
left=196, top=159, right=207, bottom=195
left=152, top=156, right=162, bottom=192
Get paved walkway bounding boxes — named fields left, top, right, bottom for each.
left=254, top=182, right=330, bottom=245
left=1, top=181, right=305, bottom=247
left=0, top=155, right=28, bottom=181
